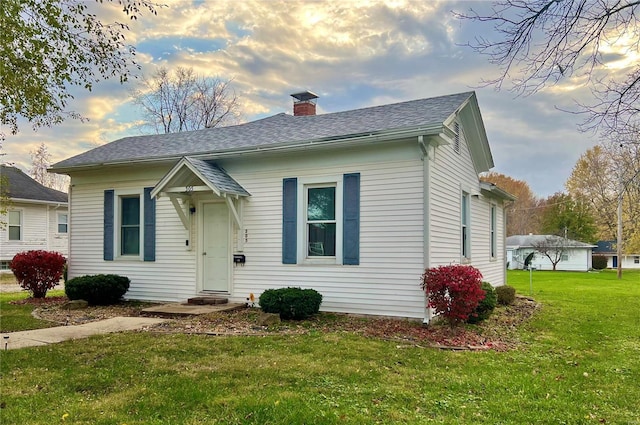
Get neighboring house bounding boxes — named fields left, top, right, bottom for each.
left=507, top=234, right=596, bottom=271
left=0, top=165, right=69, bottom=272
left=593, top=240, right=640, bottom=269
left=51, top=91, right=514, bottom=321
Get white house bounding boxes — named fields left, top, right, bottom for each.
left=51, top=91, right=514, bottom=321
left=593, top=241, right=640, bottom=269
left=0, top=165, right=69, bottom=272
left=507, top=234, right=596, bottom=271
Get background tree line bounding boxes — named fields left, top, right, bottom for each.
left=482, top=141, right=640, bottom=253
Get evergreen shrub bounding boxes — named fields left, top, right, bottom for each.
left=65, top=274, right=130, bottom=305
left=259, top=287, right=323, bottom=320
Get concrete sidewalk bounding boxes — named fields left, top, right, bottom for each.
left=1, top=317, right=168, bottom=350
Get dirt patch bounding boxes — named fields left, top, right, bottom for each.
left=28, top=296, right=540, bottom=351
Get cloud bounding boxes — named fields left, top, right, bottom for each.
left=2, top=0, right=604, bottom=198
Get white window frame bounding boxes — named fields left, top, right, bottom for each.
left=490, top=204, right=497, bottom=259
left=297, top=176, right=343, bottom=265
left=57, top=213, right=68, bottom=234
left=634, top=256, right=639, bottom=264
left=0, top=261, right=10, bottom=270
left=114, top=189, right=144, bottom=260
left=8, top=209, right=22, bottom=241
left=560, top=253, right=569, bottom=262
left=461, top=192, right=470, bottom=260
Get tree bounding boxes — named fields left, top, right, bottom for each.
left=457, top=1, right=640, bottom=139
left=131, top=67, right=241, bottom=134
left=480, top=171, right=541, bottom=235
left=532, top=236, right=569, bottom=271
left=566, top=142, right=640, bottom=252
left=539, top=192, right=598, bottom=243
left=0, top=0, right=159, bottom=135
left=29, top=143, right=69, bottom=192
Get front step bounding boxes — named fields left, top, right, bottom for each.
left=187, top=296, right=228, bottom=305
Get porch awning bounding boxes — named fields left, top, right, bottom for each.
left=151, top=156, right=250, bottom=199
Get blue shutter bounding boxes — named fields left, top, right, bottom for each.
left=143, top=187, right=156, bottom=262
left=343, top=173, right=360, bottom=265
left=282, top=178, right=297, bottom=264
left=104, top=190, right=114, bottom=261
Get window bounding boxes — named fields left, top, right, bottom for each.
left=0, top=261, right=10, bottom=271
left=634, top=256, right=639, bottom=264
left=306, top=186, right=337, bottom=257
left=120, top=196, right=140, bottom=256
left=282, top=174, right=360, bottom=265
left=461, top=192, right=470, bottom=259
left=103, top=188, right=155, bottom=262
left=490, top=205, right=496, bottom=258
left=8, top=210, right=21, bottom=241
left=561, top=254, right=569, bottom=262
left=57, top=213, right=68, bottom=233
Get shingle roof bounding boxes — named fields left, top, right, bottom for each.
left=52, top=92, right=475, bottom=170
left=0, top=165, right=68, bottom=203
left=506, top=235, right=596, bottom=248
left=186, top=158, right=250, bottom=196
left=593, top=240, right=616, bottom=254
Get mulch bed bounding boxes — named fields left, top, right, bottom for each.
left=19, top=296, right=539, bottom=351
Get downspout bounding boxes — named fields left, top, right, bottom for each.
left=46, top=205, right=51, bottom=251
left=418, top=136, right=432, bottom=324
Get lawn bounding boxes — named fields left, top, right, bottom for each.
left=0, top=270, right=639, bottom=424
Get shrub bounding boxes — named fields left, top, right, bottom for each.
left=421, top=264, right=485, bottom=326
left=592, top=254, right=608, bottom=270
left=65, top=274, right=130, bottom=305
left=495, top=285, right=516, bottom=305
left=10, top=250, right=66, bottom=298
left=259, top=287, right=323, bottom=320
left=467, top=282, right=497, bottom=324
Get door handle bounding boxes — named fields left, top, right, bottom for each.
left=202, top=252, right=207, bottom=256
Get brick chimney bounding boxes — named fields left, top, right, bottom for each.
left=291, top=91, right=318, bottom=116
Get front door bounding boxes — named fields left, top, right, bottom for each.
left=612, top=256, right=618, bottom=268
left=202, top=202, right=230, bottom=292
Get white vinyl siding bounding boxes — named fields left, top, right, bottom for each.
left=1, top=203, right=68, bottom=263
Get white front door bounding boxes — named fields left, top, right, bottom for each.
left=202, top=202, right=230, bottom=292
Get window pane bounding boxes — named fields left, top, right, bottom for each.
left=9, top=226, right=20, bottom=241
left=122, top=197, right=140, bottom=225
left=8, top=211, right=20, bottom=225
left=58, top=224, right=68, bottom=233
left=121, top=227, right=140, bottom=255
left=308, top=223, right=336, bottom=256
left=307, top=187, right=335, bottom=221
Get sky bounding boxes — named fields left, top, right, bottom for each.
left=2, top=0, right=624, bottom=198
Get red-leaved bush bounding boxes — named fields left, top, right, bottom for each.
left=421, top=264, right=485, bottom=326
left=10, top=250, right=66, bottom=298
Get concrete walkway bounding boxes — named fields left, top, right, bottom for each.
left=1, top=317, right=168, bottom=350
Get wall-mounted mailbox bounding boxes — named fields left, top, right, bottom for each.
left=233, top=254, right=246, bottom=265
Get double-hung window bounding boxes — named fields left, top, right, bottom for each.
left=120, top=196, right=141, bottom=256
left=8, top=210, right=21, bottom=241
left=103, top=188, right=155, bottom=261
left=306, top=185, right=337, bottom=257
left=461, top=192, right=470, bottom=259
left=282, top=173, right=360, bottom=265
left=57, top=213, right=68, bottom=234
left=490, top=205, right=496, bottom=258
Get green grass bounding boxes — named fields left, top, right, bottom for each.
left=0, top=290, right=66, bottom=332
left=1, top=271, right=639, bottom=424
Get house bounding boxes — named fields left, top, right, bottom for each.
left=51, top=91, right=514, bottom=321
left=506, top=234, right=596, bottom=271
left=593, top=240, right=640, bottom=269
left=0, top=165, right=69, bottom=272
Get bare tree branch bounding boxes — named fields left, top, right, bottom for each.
left=456, top=0, right=640, bottom=139
left=132, top=67, right=241, bottom=134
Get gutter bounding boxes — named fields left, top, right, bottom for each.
left=50, top=124, right=446, bottom=174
